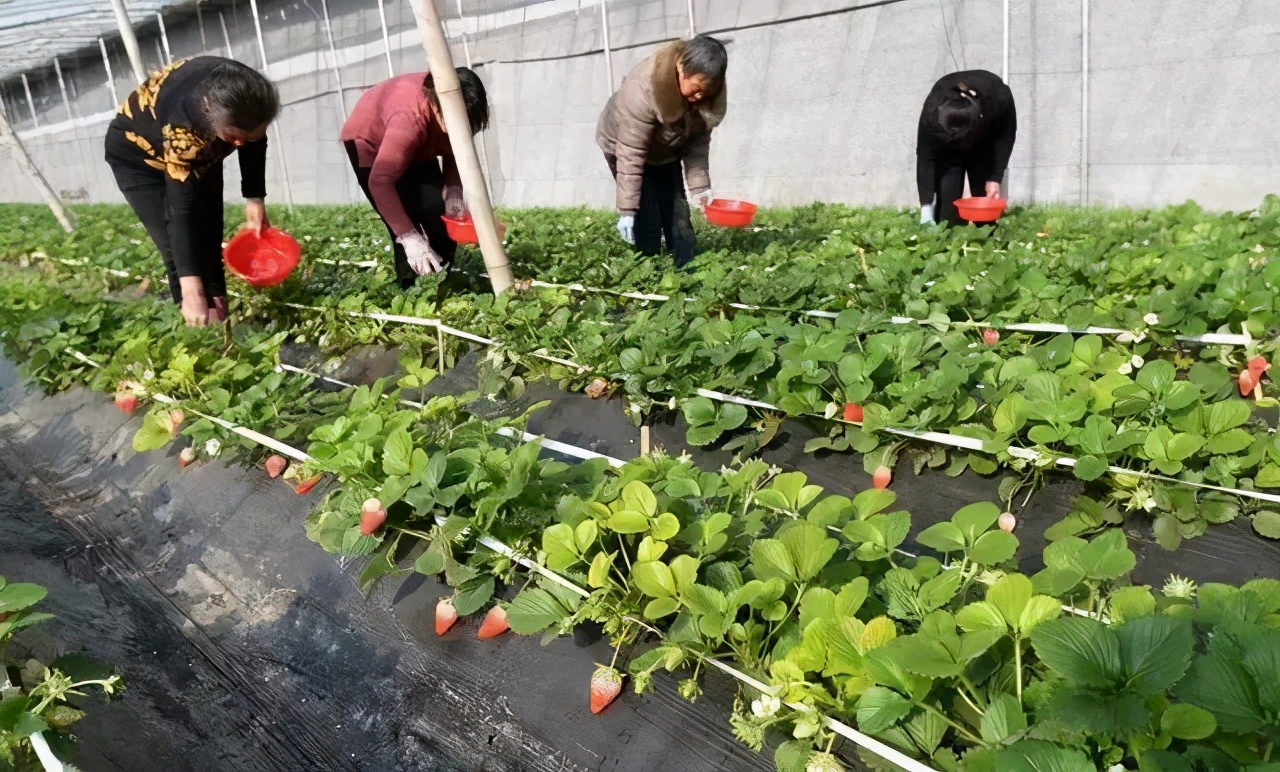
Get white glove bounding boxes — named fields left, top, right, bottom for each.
left=920, top=204, right=935, bottom=224
left=396, top=231, right=443, bottom=275
left=691, top=189, right=715, bottom=208
left=616, top=215, right=635, bottom=245
left=443, top=185, right=466, bottom=217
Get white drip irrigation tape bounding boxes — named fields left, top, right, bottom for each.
left=270, top=361, right=1099, bottom=622
left=520, top=278, right=1253, bottom=347
left=61, top=355, right=938, bottom=772
left=16, top=238, right=1257, bottom=347
left=274, top=362, right=625, bottom=469
left=61, top=345, right=1110, bottom=767
left=267, top=300, right=1280, bottom=507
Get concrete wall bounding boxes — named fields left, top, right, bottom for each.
left=2, top=0, right=1278, bottom=212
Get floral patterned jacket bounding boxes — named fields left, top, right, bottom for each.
left=104, top=56, right=270, bottom=279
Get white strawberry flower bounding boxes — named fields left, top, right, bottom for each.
left=750, top=694, right=780, bottom=718
left=1143, top=313, right=1159, bottom=326
left=1118, top=361, right=1133, bottom=375
left=1131, top=354, right=1144, bottom=369
left=1117, top=331, right=1136, bottom=343
left=143, top=369, right=155, bottom=381
left=205, top=438, right=221, bottom=457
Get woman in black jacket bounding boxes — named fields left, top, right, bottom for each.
left=104, top=57, right=279, bottom=327
left=916, top=70, right=1017, bottom=225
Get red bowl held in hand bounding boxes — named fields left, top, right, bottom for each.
left=442, top=214, right=478, bottom=244
left=953, top=196, right=1008, bottom=223
left=223, top=227, right=301, bottom=288
left=703, top=198, right=758, bottom=228
left=441, top=214, right=508, bottom=245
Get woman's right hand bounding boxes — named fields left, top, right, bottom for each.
left=179, top=277, right=209, bottom=327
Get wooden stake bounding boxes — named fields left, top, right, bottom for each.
left=407, top=0, right=513, bottom=296
left=640, top=425, right=650, bottom=455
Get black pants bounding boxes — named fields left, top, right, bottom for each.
left=608, top=157, right=697, bottom=268
left=106, top=155, right=226, bottom=305
left=933, top=154, right=994, bottom=226
left=344, top=141, right=457, bottom=290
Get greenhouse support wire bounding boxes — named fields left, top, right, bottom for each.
left=268, top=302, right=1280, bottom=507
left=59, top=352, right=938, bottom=772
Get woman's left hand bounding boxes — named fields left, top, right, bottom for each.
left=985, top=181, right=1002, bottom=199
left=244, top=198, right=268, bottom=235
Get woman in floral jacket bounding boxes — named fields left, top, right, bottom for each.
left=104, top=56, right=279, bottom=327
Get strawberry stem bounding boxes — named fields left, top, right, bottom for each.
left=608, top=635, right=622, bottom=670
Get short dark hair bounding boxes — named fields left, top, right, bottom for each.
left=933, top=92, right=982, bottom=145
left=423, top=67, right=490, bottom=135
left=202, top=59, right=279, bottom=131
left=679, top=35, right=728, bottom=88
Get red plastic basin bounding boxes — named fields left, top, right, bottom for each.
left=442, top=215, right=478, bottom=244
left=223, top=227, right=300, bottom=288
left=954, top=197, right=1008, bottom=223
left=441, top=214, right=507, bottom=245
left=704, top=199, right=758, bottom=228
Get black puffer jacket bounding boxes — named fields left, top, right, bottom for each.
left=916, top=70, right=1017, bottom=205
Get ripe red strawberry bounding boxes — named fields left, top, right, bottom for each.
left=872, top=465, right=892, bottom=489
left=1239, top=369, right=1259, bottom=397
left=359, top=497, right=387, bottom=536
left=167, top=410, right=185, bottom=438
left=843, top=403, right=863, bottom=423
left=435, top=597, right=458, bottom=637
left=114, top=390, right=136, bottom=416
left=294, top=473, right=322, bottom=495
left=477, top=605, right=509, bottom=639
left=1249, top=356, right=1270, bottom=375
left=264, top=454, right=287, bottom=478
left=982, top=328, right=1000, bottom=346
left=178, top=447, right=196, bottom=468
left=589, top=664, right=623, bottom=714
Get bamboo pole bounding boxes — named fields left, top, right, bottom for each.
left=0, top=107, right=76, bottom=233
left=407, top=0, right=512, bottom=295
left=108, top=0, right=148, bottom=82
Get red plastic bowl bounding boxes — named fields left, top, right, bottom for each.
left=442, top=215, right=478, bottom=244
left=441, top=215, right=508, bottom=245
left=223, top=227, right=300, bottom=288
left=954, top=197, right=1008, bottom=223
left=704, top=199, right=758, bottom=228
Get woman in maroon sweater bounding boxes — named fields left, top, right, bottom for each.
left=341, top=68, right=489, bottom=289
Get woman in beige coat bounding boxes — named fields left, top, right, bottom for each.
left=596, top=35, right=727, bottom=268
